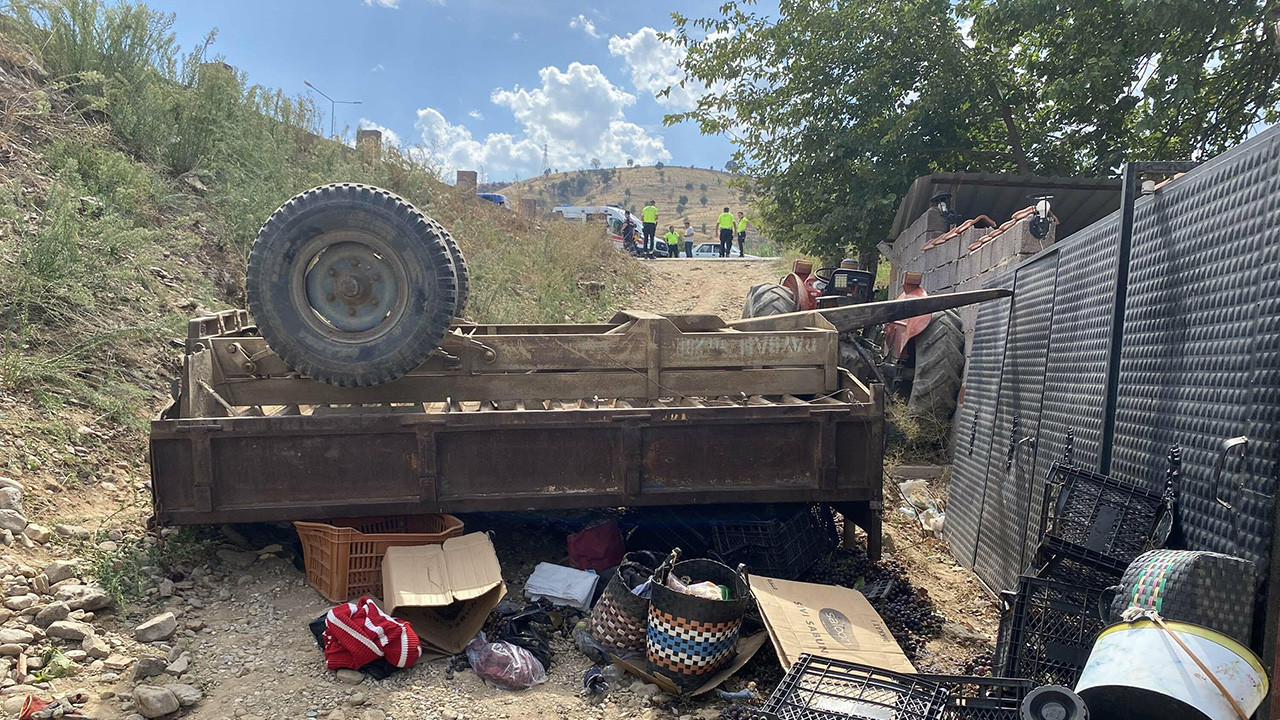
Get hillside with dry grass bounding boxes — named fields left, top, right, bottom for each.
left=498, top=165, right=771, bottom=248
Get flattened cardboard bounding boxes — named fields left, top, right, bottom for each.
left=614, top=632, right=768, bottom=696
left=382, top=533, right=506, bottom=658
left=752, top=575, right=916, bottom=673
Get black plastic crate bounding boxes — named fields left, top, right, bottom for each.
left=1029, top=547, right=1123, bottom=591
left=710, top=505, right=837, bottom=579
left=1041, top=463, right=1170, bottom=572
left=916, top=675, right=1033, bottom=720
left=762, top=654, right=950, bottom=720
left=994, top=575, right=1107, bottom=688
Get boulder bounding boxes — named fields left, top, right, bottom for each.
left=335, top=669, right=365, bottom=685
left=52, top=524, right=89, bottom=540
left=43, top=560, right=77, bottom=585
left=3, top=594, right=37, bottom=611
left=133, top=686, right=179, bottom=719
left=134, top=612, right=177, bottom=643
left=54, top=585, right=111, bottom=611
left=45, top=620, right=93, bottom=641
left=0, top=644, right=23, bottom=656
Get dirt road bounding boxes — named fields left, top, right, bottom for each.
left=618, top=259, right=781, bottom=319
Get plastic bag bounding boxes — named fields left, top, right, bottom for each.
left=666, top=575, right=723, bottom=600
left=465, top=631, right=548, bottom=691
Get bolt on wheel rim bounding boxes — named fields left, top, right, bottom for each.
left=292, top=231, right=409, bottom=342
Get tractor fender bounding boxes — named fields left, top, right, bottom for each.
left=885, top=286, right=933, bottom=360
left=781, top=272, right=820, bottom=311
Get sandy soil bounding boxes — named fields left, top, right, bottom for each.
left=617, top=259, right=781, bottom=319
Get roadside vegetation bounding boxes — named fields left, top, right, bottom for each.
left=0, top=0, right=639, bottom=452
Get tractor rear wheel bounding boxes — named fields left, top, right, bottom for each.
left=906, top=308, right=965, bottom=423
left=247, top=183, right=458, bottom=387
left=742, top=283, right=796, bottom=318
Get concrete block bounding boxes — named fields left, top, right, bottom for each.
left=456, top=170, right=478, bottom=194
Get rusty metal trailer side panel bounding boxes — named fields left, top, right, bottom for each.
left=150, top=388, right=884, bottom=525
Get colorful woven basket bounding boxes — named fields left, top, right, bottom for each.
left=645, top=557, right=750, bottom=691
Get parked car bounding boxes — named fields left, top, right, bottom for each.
left=477, top=192, right=510, bottom=209
left=691, top=242, right=757, bottom=259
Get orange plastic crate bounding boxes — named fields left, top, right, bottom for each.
left=294, top=515, right=464, bottom=602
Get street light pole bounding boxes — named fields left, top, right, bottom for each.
left=304, top=80, right=362, bottom=138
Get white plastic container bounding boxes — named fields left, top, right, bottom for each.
left=1076, top=619, right=1268, bottom=720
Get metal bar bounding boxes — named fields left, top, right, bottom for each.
left=727, top=288, right=1013, bottom=333
left=1098, top=163, right=1138, bottom=475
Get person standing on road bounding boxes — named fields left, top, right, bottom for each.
left=736, top=212, right=749, bottom=258
left=664, top=225, right=681, bottom=259
left=717, top=207, right=735, bottom=258
left=683, top=219, right=696, bottom=258
left=641, top=201, right=658, bottom=254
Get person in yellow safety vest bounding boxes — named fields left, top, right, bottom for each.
left=641, top=202, right=659, bottom=254
left=664, top=226, right=681, bottom=258
left=736, top=212, right=749, bottom=258
left=717, top=207, right=735, bottom=257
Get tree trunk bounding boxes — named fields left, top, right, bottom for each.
left=989, top=82, right=1032, bottom=174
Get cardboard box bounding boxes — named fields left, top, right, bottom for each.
left=752, top=575, right=916, bottom=674
left=381, top=533, right=506, bottom=659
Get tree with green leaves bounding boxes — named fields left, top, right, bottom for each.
left=668, top=0, right=1280, bottom=260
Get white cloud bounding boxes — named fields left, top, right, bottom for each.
left=468, top=109, right=484, bottom=120
left=511, top=32, right=521, bottom=41
left=569, top=14, right=600, bottom=39
left=608, top=27, right=705, bottom=110
left=370, top=63, right=385, bottom=72
left=358, top=119, right=402, bottom=147
left=362, top=0, right=444, bottom=8
left=413, top=62, right=669, bottom=179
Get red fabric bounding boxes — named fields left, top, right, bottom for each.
left=567, top=520, right=625, bottom=572
left=323, top=597, right=422, bottom=670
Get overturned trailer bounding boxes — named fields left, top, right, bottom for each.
left=148, top=183, right=1008, bottom=561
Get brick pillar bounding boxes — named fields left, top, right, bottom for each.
left=456, top=170, right=478, bottom=195
left=356, top=129, right=381, bottom=165
left=520, top=198, right=537, bottom=218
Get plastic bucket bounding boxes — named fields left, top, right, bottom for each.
left=1076, top=620, right=1268, bottom=720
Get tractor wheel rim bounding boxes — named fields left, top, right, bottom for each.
left=292, top=230, right=410, bottom=343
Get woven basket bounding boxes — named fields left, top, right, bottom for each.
left=589, top=552, right=662, bottom=653
left=646, top=557, right=750, bottom=691
left=294, top=515, right=464, bottom=602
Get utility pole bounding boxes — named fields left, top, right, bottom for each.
left=542, top=143, right=550, bottom=175
left=305, top=81, right=362, bottom=138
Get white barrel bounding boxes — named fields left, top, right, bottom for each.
left=1076, top=620, right=1268, bottom=720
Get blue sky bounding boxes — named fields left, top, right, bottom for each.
left=143, top=0, right=762, bottom=182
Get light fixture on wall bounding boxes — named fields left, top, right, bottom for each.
left=1030, top=194, right=1053, bottom=239
left=931, top=191, right=961, bottom=227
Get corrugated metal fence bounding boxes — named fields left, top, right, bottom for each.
left=946, top=126, right=1280, bottom=606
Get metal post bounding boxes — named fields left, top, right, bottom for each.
left=1097, top=163, right=1138, bottom=475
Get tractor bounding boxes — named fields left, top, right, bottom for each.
left=743, top=260, right=965, bottom=423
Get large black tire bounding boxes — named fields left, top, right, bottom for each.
left=432, top=220, right=470, bottom=318
left=742, top=283, right=796, bottom=318
left=247, top=183, right=457, bottom=387
left=906, top=308, right=965, bottom=422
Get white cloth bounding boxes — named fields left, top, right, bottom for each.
left=523, top=562, right=599, bottom=611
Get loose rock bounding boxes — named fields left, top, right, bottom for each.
left=43, top=560, right=77, bottom=585
left=82, top=635, right=110, bottom=659
left=0, top=487, right=22, bottom=512
left=23, top=524, right=50, bottom=544
left=135, top=612, right=177, bottom=642
left=0, top=510, right=27, bottom=535
left=54, top=584, right=111, bottom=611
left=34, top=601, right=69, bottom=627
left=335, top=669, right=365, bottom=685
left=52, top=524, right=89, bottom=540
left=216, top=549, right=256, bottom=569
left=4, top=594, right=37, bottom=611
left=134, top=685, right=179, bottom=718
left=163, top=683, right=201, bottom=707
left=46, top=620, right=93, bottom=641
left=0, top=629, right=32, bottom=645
left=132, top=656, right=167, bottom=680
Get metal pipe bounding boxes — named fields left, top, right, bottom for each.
left=1098, top=162, right=1138, bottom=475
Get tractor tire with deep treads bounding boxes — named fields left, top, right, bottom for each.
left=906, top=308, right=965, bottom=422
left=247, top=183, right=458, bottom=387
left=742, top=283, right=796, bottom=319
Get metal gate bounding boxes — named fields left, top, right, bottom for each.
left=945, top=125, right=1280, bottom=599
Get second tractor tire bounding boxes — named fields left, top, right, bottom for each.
left=906, top=308, right=965, bottom=423
left=742, top=283, right=796, bottom=318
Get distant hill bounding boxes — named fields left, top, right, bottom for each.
left=496, top=165, right=761, bottom=241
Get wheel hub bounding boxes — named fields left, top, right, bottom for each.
left=303, top=240, right=400, bottom=334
